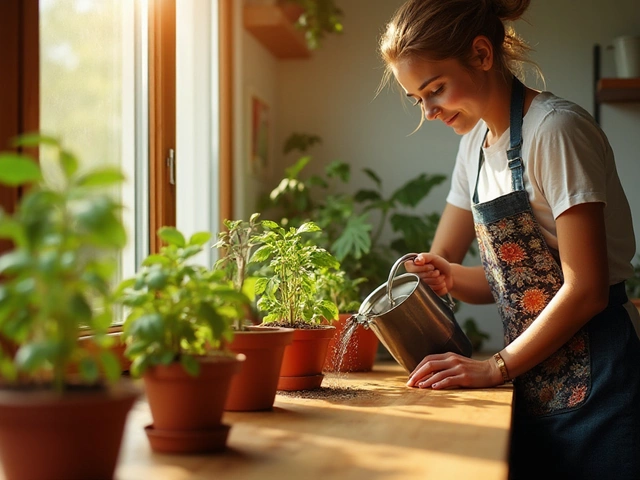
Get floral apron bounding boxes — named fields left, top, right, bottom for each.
left=471, top=78, right=640, bottom=479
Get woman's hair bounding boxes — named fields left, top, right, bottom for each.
left=379, top=0, right=538, bottom=91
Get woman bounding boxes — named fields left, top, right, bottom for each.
left=379, top=1, right=640, bottom=478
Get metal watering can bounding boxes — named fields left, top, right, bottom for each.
left=356, top=253, right=473, bottom=373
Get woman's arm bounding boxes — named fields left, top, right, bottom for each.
left=408, top=202, right=609, bottom=388
left=499, top=201, right=609, bottom=377
left=406, top=203, right=494, bottom=304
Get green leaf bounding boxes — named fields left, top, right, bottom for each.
left=158, top=227, right=186, bottom=247
left=318, top=300, right=339, bottom=322
left=130, top=354, right=150, bottom=377
left=79, top=357, right=100, bottom=383
left=180, top=355, right=200, bottom=377
left=11, top=133, right=60, bottom=148
left=362, top=168, right=382, bottom=189
left=189, top=231, right=212, bottom=246
left=129, top=313, right=164, bottom=341
left=99, top=351, right=122, bottom=382
left=15, top=342, right=56, bottom=372
left=250, top=244, right=275, bottom=263
left=145, top=270, right=168, bottom=290
left=59, top=150, right=79, bottom=178
left=75, top=168, right=126, bottom=187
left=261, top=220, right=280, bottom=231
left=0, top=216, right=26, bottom=247
left=254, top=277, right=269, bottom=296
left=0, top=154, right=42, bottom=186
left=325, top=161, right=350, bottom=183
left=354, top=189, right=382, bottom=203
left=141, top=254, right=171, bottom=267
left=199, top=302, right=227, bottom=340
left=283, top=133, right=321, bottom=155
left=297, top=222, right=320, bottom=234
left=70, top=293, right=94, bottom=325
left=0, top=356, right=17, bottom=382
left=330, top=214, right=372, bottom=261
left=391, top=174, right=446, bottom=207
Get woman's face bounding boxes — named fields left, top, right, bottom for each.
left=392, top=56, right=488, bottom=135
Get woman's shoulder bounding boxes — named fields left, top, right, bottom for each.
left=526, top=92, right=606, bottom=143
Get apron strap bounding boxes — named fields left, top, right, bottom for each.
left=472, top=76, right=526, bottom=205
left=508, top=77, right=526, bottom=192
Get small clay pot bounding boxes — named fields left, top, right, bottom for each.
left=277, top=326, right=335, bottom=391
left=225, top=326, right=294, bottom=411
left=0, top=380, right=140, bottom=480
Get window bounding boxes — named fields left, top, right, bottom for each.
left=39, top=0, right=147, bottom=283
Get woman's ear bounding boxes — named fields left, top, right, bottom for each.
left=470, top=35, right=494, bottom=71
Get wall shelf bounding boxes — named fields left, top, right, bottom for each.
left=596, top=78, right=640, bottom=103
left=243, top=5, right=310, bottom=59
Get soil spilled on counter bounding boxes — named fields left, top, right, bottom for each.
left=276, top=385, right=373, bottom=401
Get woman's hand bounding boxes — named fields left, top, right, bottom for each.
left=404, top=252, right=453, bottom=296
left=407, top=352, right=504, bottom=389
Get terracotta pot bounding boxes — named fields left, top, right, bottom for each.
left=0, top=380, right=139, bottom=480
left=142, top=354, right=244, bottom=454
left=277, top=326, right=336, bottom=391
left=324, top=313, right=379, bottom=372
left=225, top=326, right=294, bottom=411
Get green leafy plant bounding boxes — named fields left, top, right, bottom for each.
left=250, top=221, right=340, bottom=327
left=288, top=0, right=344, bottom=50
left=0, top=134, right=127, bottom=392
left=213, top=213, right=263, bottom=329
left=260, top=132, right=447, bottom=297
left=115, top=227, right=249, bottom=377
left=316, top=268, right=366, bottom=314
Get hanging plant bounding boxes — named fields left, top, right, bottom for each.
left=287, top=0, right=344, bottom=50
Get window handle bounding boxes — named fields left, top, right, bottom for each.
left=166, top=148, right=175, bottom=185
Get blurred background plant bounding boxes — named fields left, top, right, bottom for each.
left=288, top=0, right=344, bottom=50
left=213, top=214, right=263, bottom=327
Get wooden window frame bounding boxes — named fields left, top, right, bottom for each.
left=148, top=0, right=177, bottom=254
left=0, top=0, right=39, bottom=254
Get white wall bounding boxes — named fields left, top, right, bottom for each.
left=239, top=0, right=640, bottom=351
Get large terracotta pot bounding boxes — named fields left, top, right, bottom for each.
left=324, top=313, right=379, bottom=372
left=277, top=326, right=336, bottom=391
left=225, top=326, right=294, bottom=411
left=0, top=380, right=139, bottom=480
left=142, top=354, right=244, bottom=454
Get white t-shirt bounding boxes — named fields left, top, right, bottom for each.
left=446, top=91, right=636, bottom=285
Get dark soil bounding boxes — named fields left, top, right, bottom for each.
left=276, top=385, right=373, bottom=400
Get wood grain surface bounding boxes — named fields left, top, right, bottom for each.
left=114, top=363, right=513, bottom=480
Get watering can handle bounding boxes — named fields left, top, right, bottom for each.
left=387, top=253, right=456, bottom=311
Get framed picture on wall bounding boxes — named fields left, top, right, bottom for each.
left=249, top=91, right=270, bottom=177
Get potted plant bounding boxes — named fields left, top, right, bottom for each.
left=115, top=226, right=247, bottom=454
left=0, top=134, right=139, bottom=480
left=214, top=214, right=294, bottom=411
left=319, top=269, right=379, bottom=373
left=250, top=220, right=340, bottom=390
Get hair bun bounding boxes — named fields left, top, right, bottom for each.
left=489, top=0, right=530, bottom=22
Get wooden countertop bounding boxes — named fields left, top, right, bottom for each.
left=115, top=363, right=513, bottom=480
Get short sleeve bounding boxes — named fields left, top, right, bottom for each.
left=446, top=138, right=473, bottom=211
left=530, top=109, right=608, bottom=219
